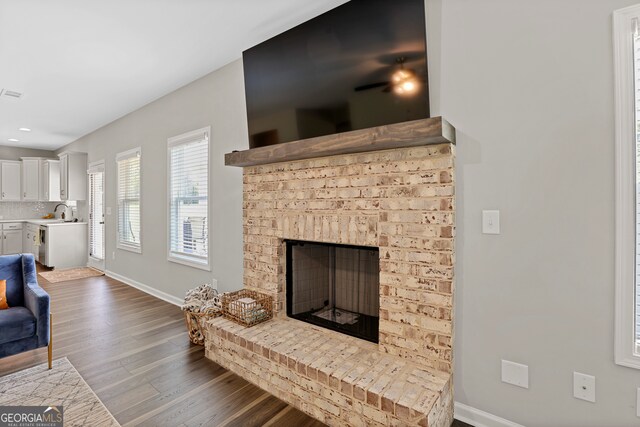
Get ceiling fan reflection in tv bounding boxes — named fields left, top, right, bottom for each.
left=354, top=57, right=423, bottom=96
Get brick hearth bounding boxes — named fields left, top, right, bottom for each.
left=206, top=140, right=455, bottom=426
left=206, top=317, right=453, bottom=426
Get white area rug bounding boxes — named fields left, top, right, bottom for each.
left=0, top=357, right=120, bottom=426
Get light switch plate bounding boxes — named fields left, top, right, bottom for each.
left=573, top=372, right=595, bottom=403
left=482, top=210, right=500, bottom=234
left=501, top=360, right=529, bottom=389
left=106, top=207, right=112, bottom=215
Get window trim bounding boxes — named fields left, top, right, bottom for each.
left=614, top=4, right=640, bottom=369
left=166, top=126, right=211, bottom=271
left=116, top=147, right=142, bottom=254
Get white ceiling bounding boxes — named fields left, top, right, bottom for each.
left=0, top=0, right=348, bottom=150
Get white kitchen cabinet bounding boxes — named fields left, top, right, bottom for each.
left=58, top=152, right=87, bottom=201
left=22, top=157, right=61, bottom=202
left=22, top=228, right=30, bottom=256
left=23, top=224, right=39, bottom=260
left=4, top=223, right=22, bottom=231
left=21, top=158, right=40, bottom=201
left=0, top=161, right=21, bottom=201
left=59, top=154, right=67, bottom=200
left=3, top=230, right=22, bottom=255
left=0, top=223, right=23, bottom=255
left=22, top=228, right=28, bottom=252
left=41, top=160, right=60, bottom=202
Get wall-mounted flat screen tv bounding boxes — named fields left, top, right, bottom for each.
left=243, top=0, right=429, bottom=149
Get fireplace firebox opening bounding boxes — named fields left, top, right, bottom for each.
left=285, top=240, right=379, bottom=343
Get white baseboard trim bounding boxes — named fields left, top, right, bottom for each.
left=455, top=402, right=524, bottom=427
left=105, top=270, right=182, bottom=307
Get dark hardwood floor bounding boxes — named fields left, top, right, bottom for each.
left=0, top=265, right=471, bottom=427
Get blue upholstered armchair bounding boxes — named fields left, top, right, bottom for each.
left=0, top=254, right=51, bottom=369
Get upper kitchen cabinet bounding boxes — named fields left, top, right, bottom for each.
left=22, top=157, right=62, bottom=202
left=0, top=161, right=21, bottom=201
left=21, top=158, right=40, bottom=201
left=41, top=160, right=60, bottom=202
left=58, top=151, right=87, bottom=201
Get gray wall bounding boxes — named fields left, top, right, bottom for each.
left=56, top=61, right=246, bottom=296
left=54, top=0, right=640, bottom=424
left=440, top=0, right=640, bottom=425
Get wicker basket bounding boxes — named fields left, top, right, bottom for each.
left=222, top=289, right=273, bottom=327
left=184, top=310, right=222, bottom=345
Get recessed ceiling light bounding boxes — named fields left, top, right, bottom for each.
left=18, top=128, right=31, bottom=132
left=0, top=89, right=23, bottom=99
left=8, top=139, right=19, bottom=142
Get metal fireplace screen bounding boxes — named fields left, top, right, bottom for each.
left=286, top=240, right=379, bottom=343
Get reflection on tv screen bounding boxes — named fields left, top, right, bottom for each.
left=243, top=0, right=429, bottom=149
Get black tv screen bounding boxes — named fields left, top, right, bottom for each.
left=243, top=0, right=429, bottom=149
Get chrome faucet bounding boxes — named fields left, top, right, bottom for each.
left=54, top=203, right=69, bottom=220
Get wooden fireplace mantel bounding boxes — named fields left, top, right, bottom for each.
left=225, top=116, right=455, bottom=167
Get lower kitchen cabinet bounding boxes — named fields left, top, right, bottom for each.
left=3, top=230, right=22, bottom=255
left=23, top=224, right=39, bottom=261
left=0, top=223, right=23, bottom=255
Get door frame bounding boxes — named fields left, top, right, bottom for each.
left=87, top=160, right=105, bottom=271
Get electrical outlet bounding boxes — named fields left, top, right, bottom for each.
left=573, top=372, right=595, bottom=403
left=501, top=360, right=529, bottom=389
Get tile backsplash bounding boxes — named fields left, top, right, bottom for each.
left=0, top=202, right=61, bottom=220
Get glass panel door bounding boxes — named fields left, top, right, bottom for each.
left=88, top=162, right=105, bottom=270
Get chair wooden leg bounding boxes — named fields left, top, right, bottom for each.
left=48, top=313, right=52, bottom=370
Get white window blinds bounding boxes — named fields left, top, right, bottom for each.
left=168, top=127, right=209, bottom=269
left=634, top=18, right=640, bottom=345
left=116, top=148, right=142, bottom=253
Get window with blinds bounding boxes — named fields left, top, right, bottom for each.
left=634, top=18, right=640, bottom=347
left=168, top=127, right=209, bottom=269
left=634, top=18, right=640, bottom=348
left=614, top=5, right=640, bottom=369
left=116, top=148, right=142, bottom=253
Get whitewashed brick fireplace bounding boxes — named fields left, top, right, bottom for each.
left=206, top=117, right=456, bottom=426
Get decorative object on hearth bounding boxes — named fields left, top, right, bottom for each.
left=182, top=283, right=222, bottom=345
left=222, top=289, right=273, bottom=327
